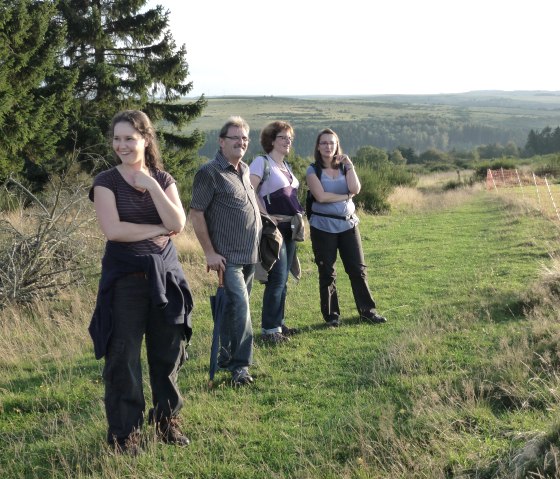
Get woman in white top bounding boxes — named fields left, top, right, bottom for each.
left=249, top=121, right=303, bottom=343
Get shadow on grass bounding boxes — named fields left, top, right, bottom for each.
left=0, top=354, right=128, bottom=478
left=0, top=355, right=102, bottom=399
left=479, top=294, right=528, bottom=324
left=0, top=436, right=111, bottom=479
left=0, top=356, right=103, bottom=449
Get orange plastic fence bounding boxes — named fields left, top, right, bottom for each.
left=486, top=168, right=545, bottom=190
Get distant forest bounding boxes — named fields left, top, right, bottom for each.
left=525, top=126, right=560, bottom=156
left=189, top=92, right=560, bottom=160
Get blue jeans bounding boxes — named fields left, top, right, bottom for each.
left=310, top=225, right=376, bottom=321
left=261, top=237, right=296, bottom=334
left=221, top=263, right=255, bottom=371
left=104, top=275, right=187, bottom=444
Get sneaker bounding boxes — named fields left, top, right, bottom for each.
left=261, top=332, right=290, bottom=344
left=326, top=319, right=340, bottom=328
left=232, top=367, right=254, bottom=386
left=157, top=417, right=190, bottom=447
left=281, top=324, right=299, bottom=336
left=360, top=310, right=387, bottom=324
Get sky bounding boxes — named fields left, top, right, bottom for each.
left=149, top=0, right=558, bottom=98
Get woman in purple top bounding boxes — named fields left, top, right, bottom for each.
left=249, top=121, right=303, bottom=343
left=91, top=110, right=190, bottom=454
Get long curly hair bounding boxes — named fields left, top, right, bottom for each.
left=109, top=110, right=163, bottom=170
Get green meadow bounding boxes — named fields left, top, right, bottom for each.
left=2, top=184, right=560, bottom=478
left=179, top=93, right=560, bottom=158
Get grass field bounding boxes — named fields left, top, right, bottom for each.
left=2, top=186, right=560, bottom=478
left=177, top=93, right=560, bottom=159
left=182, top=94, right=560, bottom=133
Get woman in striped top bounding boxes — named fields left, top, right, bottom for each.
left=90, top=110, right=192, bottom=455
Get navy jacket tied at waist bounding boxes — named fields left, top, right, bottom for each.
left=89, top=240, right=194, bottom=360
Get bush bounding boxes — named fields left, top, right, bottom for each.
left=533, top=153, right=560, bottom=178
left=442, top=180, right=464, bottom=191
left=427, top=162, right=456, bottom=172
left=0, top=174, right=95, bottom=305
left=356, top=164, right=417, bottom=213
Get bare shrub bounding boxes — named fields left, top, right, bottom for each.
left=0, top=173, right=96, bottom=304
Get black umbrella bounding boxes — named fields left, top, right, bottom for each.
left=208, top=269, right=226, bottom=387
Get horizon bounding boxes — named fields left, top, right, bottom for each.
left=183, top=89, right=560, bottom=99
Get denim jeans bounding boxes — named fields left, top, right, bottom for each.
left=261, top=237, right=296, bottom=334
left=310, top=225, right=376, bottom=321
left=103, top=275, right=187, bottom=444
left=221, top=263, right=255, bottom=371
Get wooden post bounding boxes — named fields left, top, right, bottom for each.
left=515, top=168, right=529, bottom=211
left=487, top=169, right=498, bottom=191
left=533, top=172, right=542, bottom=211
left=544, top=176, right=560, bottom=222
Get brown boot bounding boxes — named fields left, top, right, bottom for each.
left=113, top=430, right=142, bottom=456
left=157, top=416, right=190, bottom=447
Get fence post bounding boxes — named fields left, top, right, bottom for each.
left=515, top=169, right=525, bottom=201
left=533, top=172, right=542, bottom=211
left=544, top=176, right=560, bottom=222
left=515, top=169, right=529, bottom=213
left=487, top=169, right=498, bottom=191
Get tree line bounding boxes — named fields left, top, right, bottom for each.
left=1, top=0, right=205, bottom=188
left=525, top=126, right=560, bottom=156
left=199, top=120, right=555, bottom=174
left=197, top=120, right=537, bottom=166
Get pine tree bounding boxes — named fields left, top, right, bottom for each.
left=57, top=0, right=206, bottom=175
left=525, top=129, right=538, bottom=156
left=0, top=0, right=76, bottom=182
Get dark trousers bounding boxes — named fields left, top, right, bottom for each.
left=310, top=225, right=376, bottom=321
left=103, top=275, right=187, bottom=444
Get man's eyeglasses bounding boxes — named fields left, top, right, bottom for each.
left=224, top=135, right=250, bottom=143
left=319, top=141, right=337, bottom=147
left=276, top=135, right=294, bottom=142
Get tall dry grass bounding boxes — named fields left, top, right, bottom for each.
left=0, top=201, right=100, bottom=366
left=489, top=182, right=560, bottom=227
left=172, top=215, right=221, bottom=295
left=0, top=202, right=212, bottom=364
left=0, top=289, right=97, bottom=366
left=491, top=255, right=560, bottom=479
left=388, top=182, right=484, bottom=212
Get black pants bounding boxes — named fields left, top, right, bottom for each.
left=310, top=225, right=376, bottom=321
left=103, top=275, right=187, bottom=444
